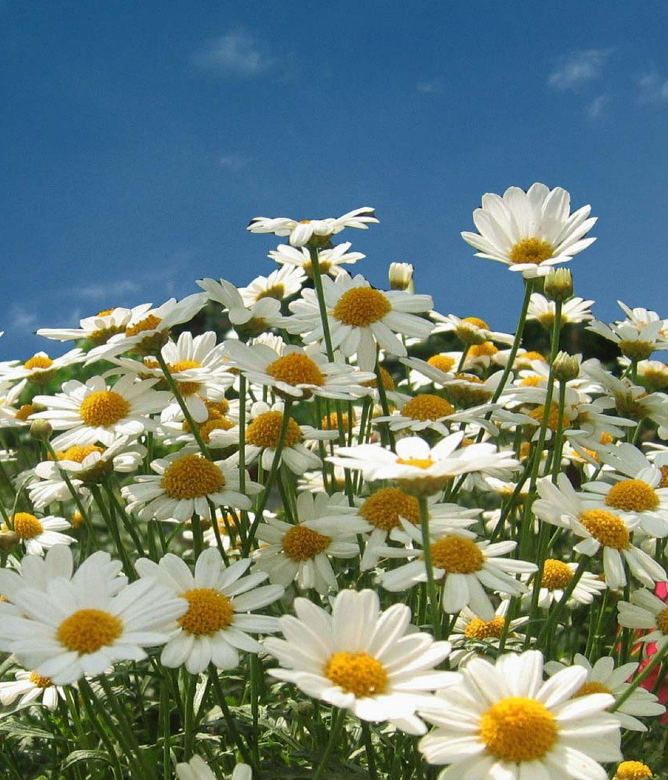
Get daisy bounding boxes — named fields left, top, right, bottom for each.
left=613, top=762, right=654, bottom=780
left=269, top=241, right=365, bottom=278
left=588, top=318, right=668, bottom=362
left=429, top=313, right=514, bottom=346
left=461, top=182, right=597, bottom=279
left=176, top=756, right=252, bottom=780
left=545, top=654, right=665, bottom=732
left=31, top=374, right=170, bottom=450
left=419, top=650, right=621, bottom=780
left=222, top=340, right=374, bottom=400
left=247, top=207, right=378, bottom=247
left=0, top=566, right=186, bottom=684
left=252, top=492, right=369, bottom=594
left=135, top=548, right=283, bottom=674
left=0, top=348, right=85, bottom=386
left=527, top=293, right=594, bottom=329
left=448, top=601, right=529, bottom=667
left=625, top=359, right=668, bottom=392
left=525, top=559, right=606, bottom=609
left=373, top=394, right=499, bottom=437
left=374, top=519, right=535, bottom=620
left=617, top=588, right=668, bottom=649
left=285, top=272, right=434, bottom=371
left=3, top=512, right=74, bottom=556
left=122, top=450, right=260, bottom=522
left=196, top=277, right=282, bottom=337
left=534, top=474, right=666, bottom=589
left=0, top=667, right=66, bottom=711
left=239, top=265, right=305, bottom=306
left=401, top=353, right=459, bottom=389
left=36, top=304, right=153, bottom=345
left=264, top=588, right=455, bottom=734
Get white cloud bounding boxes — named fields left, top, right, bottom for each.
left=548, top=49, right=613, bottom=92
left=416, top=80, right=440, bottom=94
left=192, top=31, right=275, bottom=77
left=638, top=72, right=668, bottom=104
left=587, top=94, right=609, bottom=120
left=9, top=304, right=38, bottom=332
left=218, top=153, right=246, bottom=172
left=76, top=279, right=141, bottom=301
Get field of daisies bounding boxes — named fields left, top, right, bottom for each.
left=1, top=185, right=667, bottom=780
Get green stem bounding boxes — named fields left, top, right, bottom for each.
left=419, top=496, right=442, bottom=640
left=313, top=708, right=346, bottom=780
left=611, top=641, right=668, bottom=712
left=361, top=721, right=378, bottom=780
left=210, top=669, right=255, bottom=768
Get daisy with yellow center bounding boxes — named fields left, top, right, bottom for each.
left=0, top=564, right=186, bottom=685
left=284, top=272, right=434, bottom=371
left=252, top=492, right=369, bottom=594
left=264, top=588, right=453, bottom=734
left=618, top=588, right=668, bottom=651
left=528, top=558, right=606, bottom=609
left=535, top=474, right=666, bottom=590
left=448, top=602, right=529, bottom=667
left=135, top=548, right=283, bottom=674
left=0, top=667, right=65, bottom=711
left=3, top=512, right=73, bottom=556
left=247, top=207, right=378, bottom=247
left=197, top=277, right=283, bottom=338
left=528, top=292, right=594, bottom=329
left=419, top=650, right=621, bottom=779
left=429, top=312, right=514, bottom=346
left=545, top=654, right=665, bottom=732
left=461, top=183, right=597, bottom=279
left=31, top=374, right=169, bottom=450
left=36, top=304, right=152, bottom=346
left=239, top=265, right=305, bottom=306
left=121, top=450, right=260, bottom=522
left=374, top=520, right=535, bottom=620
left=0, top=348, right=85, bottom=385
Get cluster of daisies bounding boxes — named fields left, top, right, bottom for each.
left=0, top=189, right=667, bottom=780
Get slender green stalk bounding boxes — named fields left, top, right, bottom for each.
left=611, top=641, right=668, bottom=712
left=418, top=496, right=442, bottom=640
left=313, top=707, right=346, bottom=780
left=361, top=721, right=378, bottom=780
left=210, top=669, right=255, bottom=768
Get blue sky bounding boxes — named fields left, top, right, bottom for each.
left=1, top=1, right=667, bottom=360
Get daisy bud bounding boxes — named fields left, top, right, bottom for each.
left=388, top=262, right=414, bottom=291
left=0, top=530, right=19, bottom=553
left=552, top=351, right=581, bottom=382
left=543, top=268, right=573, bottom=302
left=29, top=419, right=53, bottom=441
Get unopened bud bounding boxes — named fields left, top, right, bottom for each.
left=0, top=530, right=19, bottom=553
left=552, top=351, right=581, bottom=382
left=30, top=419, right=53, bottom=441
left=544, top=269, right=573, bottom=302
left=389, top=262, right=414, bottom=291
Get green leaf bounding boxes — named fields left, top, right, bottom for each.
left=61, top=750, right=113, bottom=769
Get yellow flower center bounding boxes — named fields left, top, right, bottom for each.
left=266, top=353, right=325, bottom=387
left=168, top=359, right=203, bottom=397
left=281, top=525, right=331, bottom=561
left=57, top=609, right=123, bottom=654
left=302, top=260, right=332, bottom=277
left=509, top=238, right=555, bottom=266
left=579, top=509, right=630, bottom=550
left=462, top=316, right=490, bottom=330
left=15, top=404, right=39, bottom=421
left=573, top=681, right=612, bottom=697
left=29, top=671, right=53, bottom=689
left=324, top=652, right=388, bottom=697
left=71, top=510, right=84, bottom=529
left=63, top=445, right=105, bottom=463
left=161, top=455, right=225, bottom=499
left=362, top=367, right=396, bottom=391
left=11, top=513, right=44, bottom=540
left=23, top=355, right=54, bottom=370
left=427, top=354, right=456, bottom=373
left=430, top=536, right=484, bottom=574
left=464, top=615, right=505, bottom=639
left=619, top=340, right=655, bottom=362
left=402, top=394, right=454, bottom=421
left=642, top=367, right=668, bottom=391
left=468, top=342, right=498, bottom=358
left=528, top=403, right=562, bottom=431
left=520, top=376, right=546, bottom=387
left=256, top=284, right=285, bottom=301
left=656, top=607, right=668, bottom=634
left=89, top=325, right=125, bottom=345
left=199, top=417, right=235, bottom=442
left=178, top=588, right=234, bottom=635
left=523, top=351, right=547, bottom=362
left=332, top=287, right=392, bottom=327
left=659, top=466, right=668, bottom=489
left=605, top=479, right=659, bottom=513
left=321, top=411, right=354, bottom=431
left=246, top=411, right=303, bottom=448
left=446, top=375, right=491, bottom=407
left=541, top=559, right=573, bottom=590
left=479, top=697, right=558, bottom=762
left=96, top=309, right=115, bottom=316
left=396, top=457, right=435, bottom=470
left=615, top=761, right=653, bottom=780
left=125, top=314, right=163, bottom=337
left=79, top=390, right=131, bottom=427
left=360, top=487, right=420, bottom=531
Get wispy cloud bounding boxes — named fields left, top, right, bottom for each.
left=548, top=49, right=613, bottom=92
left=638, top=72, right=668, bottom=104
left=76, top=279, right=142, bottom=301
left=192, top=31, right=276, bottom=77
left=218, top=153, right=246, bottom=172
left=9, top=304, right=38, bottom=332
left=416, top=80, right=440, bottom=94
left=587, top=94, right=610, bottom=121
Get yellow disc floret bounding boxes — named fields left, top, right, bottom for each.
left=79, top=390, right=130, bottom=427
left=427, top=354, right=456, bottom=373
left=15, top=404, right=39, bottom=421
left=266, top=353, right=324, bottom=387
left=430, top=536, right=484, bottom=574
left=573, top=681, right=611, bottom=697
left=464, top=616, right=505, bottom=639
left=23, top=354, right=54, bottom=370
left=579, top=509, right=630, bottom=550
left=256, top=284, right=285, bottom=301
left=605, top=479, right=659, bottom=513
left=29, top=671, right=53, bottom=689
left=468, top=342, right=498, bottom=359
left=509, top=238, right=554, bottom=266
left=527, top=403, right=562, bottom=432
left=360, top=487, right=420, bottom=531
left=615, top=762, right=653, bottom=780
left=282, top=525, right=331, bottom=561
left=324, top=652, right=388, bottom=697
left=11, top=513, right=44, bottom=540
left=161, top=455, right=225, bottom=499
left=479, top=696, right=558, bottom=762
left=178, top=588, right=234, bottom=635
left=63, top=445, right=105, bottom=463
left=246, top=411, right=303, bottom=449
left=332, top=287, right=391, bottom=327
left=362, top=366, right=395, bottom=391
left=125, top=314, right=162, bottom=337
left=541, top=559, right=573, bottom=590
left=462, top=316, right=490, bottom=330
left=656, top=607, right=668, bottom=634
left=402, top=394, right=454, bottom=421
left=57, top=609, right=123, bottom=654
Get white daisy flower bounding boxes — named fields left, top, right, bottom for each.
left=285, top=272, right=434, bottom=371
left=264, top=588, right=455, bottom=734
left=196, top=277, right=282, bottom=337
left=545, top=654, right=665, bottom=732
left=525, top=559, right=606, bottom=609
left=0, top=667, right=66, bottom=711
left=0, top=349, right=85, bottom=386
left=135, top=548, right=283, bottom=674
left=31, top=374, right=170, bottom=450
left=3, top=512, right=74, bottom=556
left=588, top=318, right=668, bottom=362
left=0, top=567, right=186, bottom=684
left=401, top=353, right=459, bottom=389
left=429, top=313, right=514, bottom=346
left=239, top=265, right=305, bottom=306
left=419, top=650, right=621, bottom=779
left=269, top=241, right=365, bottom=277
left=527, top=293, right=594, bottom=329
left=461, top=182, right=597, bottom=279
left=617, top=588, right=668, bottom=649
left=247, top=207, right=378, bottom=247
left=252, top=492, right=369, bottom=594
left=176, top=755, right=252, bottom=780
left=448, top=601, right=529, bottom=667
left=122, top=451, right=259, bottom=522
left=374, top=394, right=499, bottom=437
left=374, top=519, right=535, bottom=620
left=36, top=304, right=152, bottom=345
